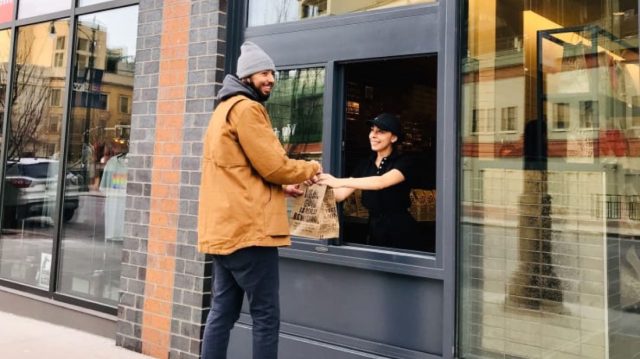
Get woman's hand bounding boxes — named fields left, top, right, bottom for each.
left=317, top=173, right=342, bottom=188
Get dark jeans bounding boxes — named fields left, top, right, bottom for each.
left=201, top=246, right=280, bottom=359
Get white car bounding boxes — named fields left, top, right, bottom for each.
left=3, top=158, right=79, bottom=226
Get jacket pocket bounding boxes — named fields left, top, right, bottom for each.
left=264, top=185, right=289, bottom=236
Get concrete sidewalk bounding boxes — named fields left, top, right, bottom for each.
left=0, top=310, right=153, bottom=359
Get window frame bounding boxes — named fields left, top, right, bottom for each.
left=235, top=1, right=454, bottom=275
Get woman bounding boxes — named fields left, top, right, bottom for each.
left=318, top=113, right=420, bottom=250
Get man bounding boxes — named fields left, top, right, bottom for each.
left=198, top=41, right=321, bottom=359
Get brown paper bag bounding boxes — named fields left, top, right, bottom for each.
left=289, top=184, right=339, bottom=239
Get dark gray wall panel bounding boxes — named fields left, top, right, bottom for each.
left=237, top=258, right=443, bottom=357
left=229, top=323, right=443, bottom=359
left=246, top=7, right=439, bottom=66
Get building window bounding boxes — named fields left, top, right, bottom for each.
left=55, top=36, right=65, bottom=50
left=552, top=102, right=569, bottom=129
left=460, top=2, right=640, bottom=359
left=58, top=5, right=138, bottom=308
left=501, top=106, right=517, bottom=131
left=50, top=88, right=62, bottom=107
left=248, top=0, right=436, bottom=26
left=119, top=96, right=129, bottom=114
left=579, top=100, right=598, bottom=128
left=53, top=52, right=64, bottom=67
left=341, top=56, right=437, bottom=253
left=266, top=67, right=324, bottom=155
left=73, top=91, right=107, bottom=110
left=472, top=108, right=495, bottom=133
left=76, top=37, right=89, bottom=51
left=47, top=115, right=60, bottom=132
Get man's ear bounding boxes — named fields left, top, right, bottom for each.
left=391, top=135, right=398, bottom=143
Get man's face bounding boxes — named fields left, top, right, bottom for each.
left=248, top=70, right=275, bottom=97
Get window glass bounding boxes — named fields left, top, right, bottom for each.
left=265, top=68, right=324, bottom=217
left=18, top=0, right=69, bottom=19
left=248, top=0, right=437, bottom=27
left=78, top=0, right=110, bottom=6
left=459, top=1, right=640, bottom=358
left=342, top=56, right=437, bottom=253
left=57, top=6, right=138, bottom=306
left=0, top=21, right=68, bottom=289
left=0, top=0, right=14, bottom=23
left=267, top=68, right=324, bottom=162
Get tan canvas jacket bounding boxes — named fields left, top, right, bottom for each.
left=198, top=95, right=320, bottom=254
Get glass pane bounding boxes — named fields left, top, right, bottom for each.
left=265, top=67, right=324, bottom=220
left=18, top=0, right=69, bottom=19
left=57, top=6, right=138, bottom=306
left=459, top=1, right=640, bottom=358
left=248, top=0, right=437, bottom=27
left=78, top=0, right=110, bottom=6
left=342, top=56, right=437, bottom=253
left=0, top=0, right=14, bottom=23
left=0, top=20, right=69, bottom=288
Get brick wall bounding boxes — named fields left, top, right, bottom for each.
left=117, top=1, right=227, bottom=358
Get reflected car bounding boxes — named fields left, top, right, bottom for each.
left=3, top=158, right=80, bottom=226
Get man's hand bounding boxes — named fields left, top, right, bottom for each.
left=305, top=160, right=323, bottom=186
left=283, top=184, right=305, bottom=197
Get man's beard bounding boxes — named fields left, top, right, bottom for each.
left=248, top=81, right=271, bottom=102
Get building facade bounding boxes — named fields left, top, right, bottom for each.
left=0, top=0, right=638, bottom=358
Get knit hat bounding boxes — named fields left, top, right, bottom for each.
left=236, top=41, right=276, bottom=79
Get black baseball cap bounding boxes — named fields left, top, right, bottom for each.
left=366, top=113, right=403, bottom=140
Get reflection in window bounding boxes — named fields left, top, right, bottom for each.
left=57, top=6, right=138, bottom=307
left=459, top=1, right=640, bottom=358
left=266, top=68, right=324, bottom=161
left=265, top=68, right=324, bottom=219
left=18, top=0, right=69, bottom=19
left=0, top=21, right=68, bottom=289
left=119, top=96, right=129, bottom=114
left=501, top=106, right=517, bottom=131
left=342, top=56, right=437, bottom=253
left=248, top=0, right=437, bottom=26
left=50, top=88, right=62, bottom=107
left=631, top=96, right=640, bottom=127
left=0, top=0, right=13, bottom=24
left=579, top=100, right=598, bottom=128
left=552, top=102, right=569, bottom=129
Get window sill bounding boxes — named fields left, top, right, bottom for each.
left=281, top=240, right=442, bottom=279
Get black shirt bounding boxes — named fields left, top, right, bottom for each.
left=352, top=151, right=414, bottom=214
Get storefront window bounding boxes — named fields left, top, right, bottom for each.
left=459, top=1, right=640, bottom=358
left=248, top=0, right=437, bottom=27
left=342, top=56, right=437, bottom=253
left=18, top=0, right=69, bottom=19
left=57, top=6, right=137, bottom=306
left=0, top=20, right=69, bottom=288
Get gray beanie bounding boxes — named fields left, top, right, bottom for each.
left=236, top=41, right=276, bottom=79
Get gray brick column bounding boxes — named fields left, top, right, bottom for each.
left=168, top=2, right=226, bottom=358
left=117, top=1, right=227, bottom=358
left=116, top=0, right=162, bottom=352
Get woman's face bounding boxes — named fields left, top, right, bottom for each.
left=369, top=125, right=397, bottom=153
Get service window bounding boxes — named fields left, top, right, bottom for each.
left=340, top=56, right=437, bottom=253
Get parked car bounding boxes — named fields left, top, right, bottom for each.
left=3, top=158, right=80, bottom=227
